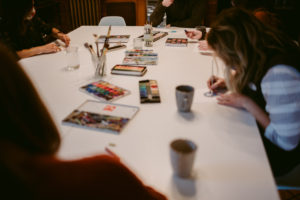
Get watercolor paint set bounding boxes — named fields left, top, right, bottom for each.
left=111, top=64, right=147, bottom=76
left=123, top=50, right=158, bottom=65
left=97, top=35, right=130, bottom=43
left=139, top=80, right=161, bottom=103
left=62, top=100, right=139, bottom=133
left=165, top=38, right=188, bottom=47
left=80, top=80, right=130, bottom=102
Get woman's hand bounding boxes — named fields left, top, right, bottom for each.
left=57, top=33, right=70, bottom=47
left=17, top=43, right=60, bottom=58
left=217, top=92, right=271, bottom=128
left=185, top=30, right=202, bottom=40
left=40, top=43, right=61, bottom=54
left=198, top=40, right=212, bottom=51
left=216, top=93, right=251, bottom=109
left=207, top=76, right=226, bottom=91
left=162, top=0, right=174, bottom=7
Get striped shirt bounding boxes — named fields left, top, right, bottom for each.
left=261, top=64, right=300, bottom=151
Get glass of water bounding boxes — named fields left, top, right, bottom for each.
left=133, top=38, right=143, bottom=50
left=66, top=46, right=80, bottom=71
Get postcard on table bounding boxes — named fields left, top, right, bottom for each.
left=62, top=100, right=139, bottom=134
left=122, top=50, right=158, bottom=65
left=97, top=35, right=130, bottom=43
left=122, top=57, right=158, bottom=65
left=165, top=38, right=188, bottom=47
left=80, top=80, right=130, bottom=102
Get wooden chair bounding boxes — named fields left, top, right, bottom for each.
left=100, top=0, right=146, bottom=26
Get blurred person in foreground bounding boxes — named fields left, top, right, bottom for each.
left=0, top=43, right=166, bottom=199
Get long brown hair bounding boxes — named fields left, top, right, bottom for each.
left=0, top=43, right=60, bottom=155
left=0, top=42, right=61, bottom=198
left=0, top=0, right=34, bottom=34
left=207, top=8, right=297, bottom=93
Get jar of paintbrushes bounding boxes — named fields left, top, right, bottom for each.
left=84, top=42, right=106, bottom=78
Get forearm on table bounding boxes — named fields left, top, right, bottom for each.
left=150, top=0, right=166, bottom=27
left=243, top=98, right=270, bottom=129
left=17, top=46, right=44, bottom=59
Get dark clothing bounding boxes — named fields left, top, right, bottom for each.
left=217, top=0, right=232, bottom=14
left=150, top=0, right=207, bottom=28
left=2, top=154, right=167, bottom=200
left=0, top=16, right=53, bottom=52
left=243, top=48, right=300, bottom=177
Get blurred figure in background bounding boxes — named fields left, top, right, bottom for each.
left=150, top=0, right=207, bottom=28
left=230, top=0, right=300, bottom=43
left=0, top=43, right=166, bottom=199
left=186, top=0, right=281, bottom=50
left=0, top=0, right=70, bottom=59
left=231, top=0, right=280, bottom=29
left=206, top=8, right=300, bottom=177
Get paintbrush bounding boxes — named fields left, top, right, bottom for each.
left=100, top=26, right=111, bottom=56
left=84, top=42, right=96, bottom=55
left=93, top=33, right=98, bottom=39
left=210, top=58, right=215, bottom=96
left=104, top=26, right=111, bottom=49
left=107, top=44, right=126, bottom=52
left=210, top=55, right=219, bottom=96
left=93, top=34, right=101, bottom=57
left=98, top=26, right=111, bottom=76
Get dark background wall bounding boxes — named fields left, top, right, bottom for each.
left=35, top=0, right=147, bottom=33
left=35, top=0, right=300, bottom=41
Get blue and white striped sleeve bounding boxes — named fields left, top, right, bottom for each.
left=261, top=64, right=300, bottom=151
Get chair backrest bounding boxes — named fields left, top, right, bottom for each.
left=99, top=16, right=126, bottom=26
left=100, top=0, right=146, bottom=26
left=276, top=164, right=300, bottom=190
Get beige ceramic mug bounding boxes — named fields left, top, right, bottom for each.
left=170, top=139, right=197, bottom=178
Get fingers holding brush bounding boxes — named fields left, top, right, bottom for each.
left=207, top=76, right=226, bottom=91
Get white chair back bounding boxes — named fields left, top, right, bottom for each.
left=99, top=16, right=126, bottom=26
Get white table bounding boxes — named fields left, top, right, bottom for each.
left=20, top=26, right=280, bottom=200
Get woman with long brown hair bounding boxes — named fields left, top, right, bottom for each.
left=0, top=43, right=166, bottom=199
left=0, top=0, right=70, bottom=58
left=206, top=8, right=300, bottom=177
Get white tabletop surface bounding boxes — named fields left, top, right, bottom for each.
left=20, top=26, right=280, bottom=200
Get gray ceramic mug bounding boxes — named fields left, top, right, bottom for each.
left=176, top=85, right=194, bottom=112
left=170, top=139, right=197, bottom=178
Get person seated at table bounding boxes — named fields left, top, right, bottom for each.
left=0, top=0, right=70, bottom=59
left=150, top=0, right=207, bottom=28
left=0, top=44, right=166, bottom=199
left=205, top=8, right=300, bottom=177
left=186, top=0, right=278, bottom=41
left=186, top=2, right=281, bottom=52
